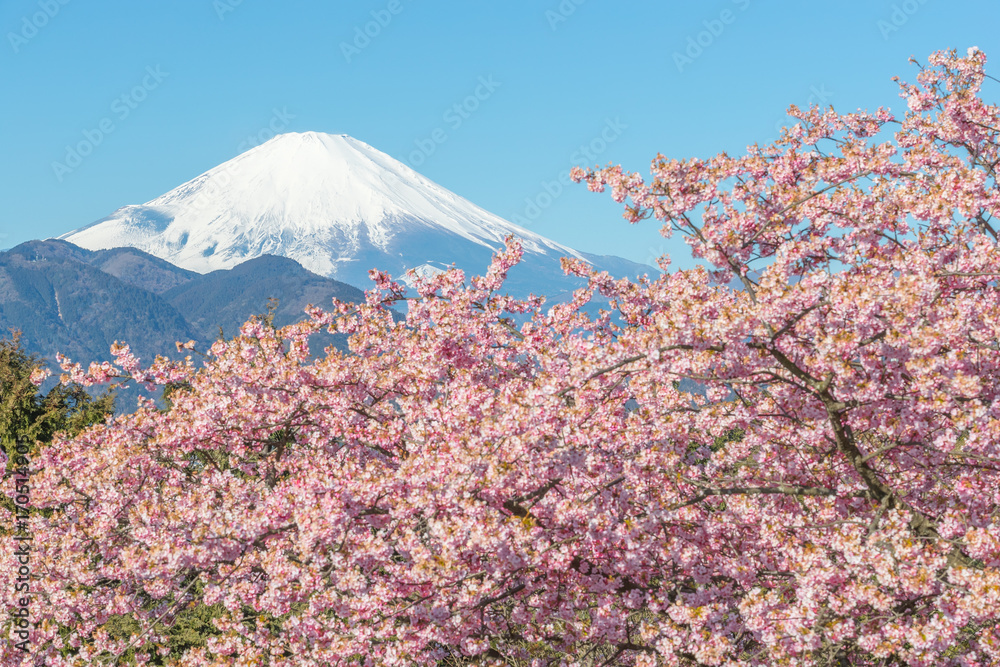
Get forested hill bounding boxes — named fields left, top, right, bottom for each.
left=162, top=254, right=370, bottom=357
left=0, top=240, right=201, bottom=368
left=0, top=239, right=374, bottom=394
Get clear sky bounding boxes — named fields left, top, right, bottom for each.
left=3, top=0, right=1000, bottom=272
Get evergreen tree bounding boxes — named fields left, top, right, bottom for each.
left=0, top=329, right=115, bottom=478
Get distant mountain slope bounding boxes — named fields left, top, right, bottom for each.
left=88, top=246, right=199, bottom=294
left=0, top=240, right=201, bottom=366
left=0, top=241, right=382, bottom=377
left=60, top=131, right=657, bottom=298
left=163, top=255, right=373, bottom=354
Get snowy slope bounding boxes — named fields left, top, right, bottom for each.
left=61, top=132, right=653, bottom=297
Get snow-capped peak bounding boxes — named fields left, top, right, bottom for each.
left=60, top=132, right=647, bottom=297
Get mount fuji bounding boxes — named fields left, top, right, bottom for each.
left=60, top=132, right=654, bottom=298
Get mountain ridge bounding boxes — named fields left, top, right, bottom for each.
left=0, top=240, right=371, bottom=376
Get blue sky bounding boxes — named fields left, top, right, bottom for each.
left=3, top=0, right=999, bottom=272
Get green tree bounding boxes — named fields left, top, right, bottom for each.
left=0, top=330, right=116, bottom=475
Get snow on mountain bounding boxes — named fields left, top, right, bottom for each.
left=61, top=132, right=654, bottom=298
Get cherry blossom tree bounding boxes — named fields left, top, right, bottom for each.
left=3, top=48, right=1000, bottom=666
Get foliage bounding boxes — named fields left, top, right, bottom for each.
left=3, top=49, right=1000, bottom=665
left=0, top=330, right=115, bottom=463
